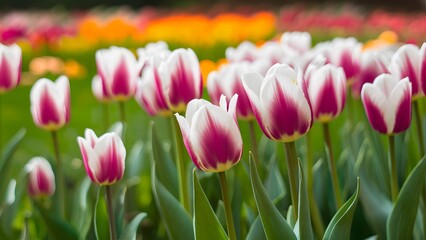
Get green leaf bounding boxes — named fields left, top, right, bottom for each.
left=114, top=185, right=127, bottom=238
left=296, top=159, right=314, bottom=240
left=125, top=141, right=145, bottom=179
left=120, top=212, right=147, bottom=240
left=151, top=123, right=179, bottom=198
left=193, top=170, right=227, bottom=240
left=246, top=216, right=266, bottom=240
left=323, top=177, right=360, bottom=240
left=387, top=156, right=426, bottom=240
left=33, top=201, right=79, bottom=240
left=0, top=129, right=26, bottom=196
left=152, top=163, right=194, bottom=240
left=71, top=177, right=92, bottom=240
left=264, top=156, right=285, bottom=202
left=249, top=153, right=297, bottom=240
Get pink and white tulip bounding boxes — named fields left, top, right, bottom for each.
left=0, top=43, right=21, bottom=93
left=96, top=46, right=141, bottom=101
left=92, top=74, right=111, bottom=102
left=30, top=76, right=70, bottom=131
left=162, top=48, right=203, bottom=112
left=26, top=157, right=55, bottom=198
left=389, top=43, right=425, bottom=99
left=281, top=31, right=311, bottom=55
left=135, top=57, right=170, bottom=116
left=308, top=64, right=346, bottom=123
left=77, top=129, right=126, bottom=185
left=226, top=41, right=258, bottom=62
left=361, top=74, right=412, bottom=135
left=137, top=41, right=170, bottom=60
left=326, top=37, right=361, bottom=81
left=175, top=95, right=242, bottom=172
left=242, top=63, right=313, bottom=142
left=207, top=62, right=254, bottom=119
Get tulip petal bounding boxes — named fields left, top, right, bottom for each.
left=56, top=76, right=70, bottom=123
left=77, top=137, right=98, bottom=183
left=361, top=82, right=390, bottom=134
left=84, top=129, right=98, bottom=148
left=390, top=78, right=412, bottom=133
left=190, top=105, right=242, bottom=172
left=390, top=44, right=421, bottom=97
left=420, top=43, right=426, bottom=95
left=94, top=133, right=126, bottom=185
left=185, top=98, right=212, bottom=126
left=175, top=113, right=201, bottom=170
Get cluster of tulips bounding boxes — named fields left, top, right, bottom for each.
left=1, top=29, right=426, bottom=239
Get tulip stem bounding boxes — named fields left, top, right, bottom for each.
left=414, top=101, right=425, bottom=157
left=306, top=133, right=325, bottom=238
left=284, top=141, right=299, bottom=219
left=118, top=101, right=126, bottom=124
left=105, top=185, right=117, bottom=240
left=102, top=103, right=110, bottom=132
left=388, top=135, right=399, bottom=202
left=51, top=130, right=65, bottom=218
left=171, top=116, right=190, bottom=212
left=218, top=172, right=237, bottom=240
left=248, top=120, right=259, bottom=166
left=323, top=123, right=343, bottom=209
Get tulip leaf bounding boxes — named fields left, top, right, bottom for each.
left=296, top=159, right=314, bottom=240
left=264, top=155, right=285, bottom=202
left=387, top=156, right=426, bottom=240
left=120, top=212, right=147, bottom=240
left=323, top=177, right=360, bottom=240
left=70, top=177, right=92, bottom=240
left=152, top=163, right=194, bottom=240
left=151, top=123, right=179, bottom=198
left=125, top=141, right=144, bottom=179
left=246, top=216, right=266, bottom=240
left=33, top=201, right=79, bottom=240
left=114, top=185, right=127, bottom=238
left=193, top=170, right=227, bottom=240
left=0, top=129, right=26, bottom=196
left=249, top=153, right=297, bottom=240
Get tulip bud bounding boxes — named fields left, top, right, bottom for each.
left=162, top=48, right=203, bottom=112
left=242, top=63, right=313, bottom=142
left=308, top=64, right=346, bottom=123
left=92, top=74, right=111, bottom=102
left=77, top=129, right=126, bottom=185
left=226, top=41, right=258, bottom=62
left=135, top=57, right=171, bottom=116
left=96, top=46, right=141, bottom=101
left=326, top=37, right=361, bottom=80
left=26, top=157, right=55, bottom=199
left=30, top=76, right=70, bottom=131
left=0, top=43, right=21, bottom=93
left=137, top=41, right=170, bottom=60
left=207, top=62, right=254, bottom=119
left=361, top=74, right=412, bottom=135
left=281, top=31, right=311, bottom=55
left=175, top=95, right=243, bottom=172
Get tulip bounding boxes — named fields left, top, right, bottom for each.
left=242, top=63, right=313, bottom=142
left=326, top=37, right=361, bottom=81
left=96, top=46, right=141, bottom=101
left=389, top=43, right=424, bottom=100
left=175, top=94, right=242, bottom=172
left=0, top=43, right=21, bottom=93
left=135, top=57, right=170, bottom=116
left=92, top=74, right=111, bottom=102
left=26, top=157, right=55, bottom=199
left=77, top=129, right=126, bottom=185
left=225, top=41, right=258, bottom=62
left=30, top=75, right=70, bottom=131
left=281, top=31, right=311, bottom=55
left=162, top=48, right=203, bottom=112
left=361, top=74, right=412, bottom=135
left=308, top=64, right=346, bottom=123
left=207, top=62, right=253, bottom=119
left=137, top=41, right=170, bottom=60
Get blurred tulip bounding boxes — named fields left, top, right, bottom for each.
left=30, top=76, right=70, bottom=131
left=137, top=41, right=170, bottom=60
left=77, top=129, right=126, bottom=185
left=0, top=43, right=21, bottom=93
left=389, top=43, right=424, bottom=99
left=96, top=46, right=141, bottom=101
left=308, top=64, right=346, bottom=123
left=26, top=157, right=55, bottom=199
left=175, top=95, right=242, bottom=172
left=326, top=37, right=361, bottom=80
left=281, top=31, right=311, bottom=55
left=135, top=57, right=170, bottom=116
left=92, top=74, right=110, bottom=102
left=242, top=63, right=313, bottom=142
left=207, top=62, right=254, bottom=119
left=162, top=48, right=203, bottom=112
left=351, top=50, right=390, bottom=96
left=225, top=41, right=258, bottom=62
left=361, top=74, right=412, bottom=135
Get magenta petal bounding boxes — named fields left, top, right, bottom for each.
left=314, top=74, right=339, bottom=119
left=393, top=89, right=412, bottom=133
left=401, top=54, right=420, bottom=96
left=111, top=58, right=131, bottom=97
left=38, top=86, right=62, bottom=126
left=363, top=96, right=388, bottom=134
left=233, top=79, right=253, bottom=118
left=421, top=53, right=426, bottom=95
left=0, top=55, right=13, bottom=89
left=196, top=111, right=241, bottom=171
